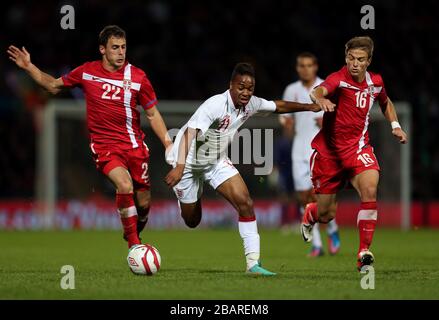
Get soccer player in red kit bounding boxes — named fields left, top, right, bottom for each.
left=301, top=36, right=408, bottom=270
left=7, top=25, right=171, bottom=249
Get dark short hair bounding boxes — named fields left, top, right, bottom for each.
left=296, top=52, right=318, bottom=65
left=99, top=25, right=126, bottom=46
left=345, top=36, right=374, bottom=58
left=231, top=62, right=255, bottom=81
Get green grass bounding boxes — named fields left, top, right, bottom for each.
left=0, top=228, right=438, bottom=299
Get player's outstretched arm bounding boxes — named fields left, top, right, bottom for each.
left=380, top=98, right=408, bottom=144
left=145, top=106, right=173, bottom=150
left=164, top=127, right=198, bottom=187
left=310, top=86, right=336, bottom=112
left=273, top=100, right=322, bottom=114
left=7, top=45, right=64, bottom=95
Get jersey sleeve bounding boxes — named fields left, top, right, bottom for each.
left=252, top=96, right=277, bottom=116
left=320, top=72, right=341, bottom=96
left=281, top=86, right=294, bottom=119
left=282, top=85, right=293, bottom=101
left=187, top=99, right=220, bottom=135
left=138, top=74, right=158, bottom=110
left=61, top=64, right=84, bottom=88
left=377, top=76, right=388, bottom=108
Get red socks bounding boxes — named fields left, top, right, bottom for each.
left=304, top=200, right=378, bottom=254
left=357, top=201, right=378, bottom=253
left=303, top=202, right=319, bottom=225
left=116, top=193, right=140, bottom=248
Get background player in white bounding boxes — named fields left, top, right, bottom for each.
left=165, top=63, right=322, bottom=276
left=280, top=52, right=340, bottom=257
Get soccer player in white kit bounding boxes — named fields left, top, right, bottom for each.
left=280, top=53, right=341, bottom=257
left=165, top=63, right=322, bottom=276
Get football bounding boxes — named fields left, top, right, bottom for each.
left=127, top=244, right=161, bottom=275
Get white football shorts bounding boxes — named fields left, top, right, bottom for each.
left=173, top=157, right=239, bottom=204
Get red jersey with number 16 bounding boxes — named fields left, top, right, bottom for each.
left=62, top=61, right=158, bottom=150
left=311, top=66, right=388, bottom=159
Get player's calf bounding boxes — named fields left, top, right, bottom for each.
left=238, top=215, right=264, bottom=272
left=235, top=198, right=266, bottom=272
left=300, top=203, right=318, bottom=242
left=355, top=201, right=378, bottom=270
left=123, top=205, right=147, bottom=242
left=180, top=200, right=202, bottom=228
left=235, top=196, right=254, bottom=217
left=134, top=190, right=151, bottom=236
left=136, top=206, right=150, bottom=235
left=117, top=193, right=141, bottom=248
left=357, top=201, right=378, bottom=252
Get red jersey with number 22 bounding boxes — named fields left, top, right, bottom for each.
left=62, top=61, right=157, bottom=150
left=311, top=66, right=388, bottom=159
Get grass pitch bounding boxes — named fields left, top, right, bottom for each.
left=0, top=228, right=438, bottom=299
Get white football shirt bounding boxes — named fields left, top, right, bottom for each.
left=170, top=90, right=276, bottom=169
left=282, top=77, right=324, bottom=161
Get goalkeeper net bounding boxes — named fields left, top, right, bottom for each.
left=35, top=99, right=411, bottom=230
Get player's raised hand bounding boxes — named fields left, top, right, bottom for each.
left=317, top=98, right=336, bottom=112
left=392, top=127, right=408, bottom=144
left=7, top=45, right=32, bottom=70
left=165, top=166, right=184, bottom=187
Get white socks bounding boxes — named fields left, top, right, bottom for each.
left=312, top=223, right=322, bottom=248
left=238, top=219, right=260, bottom=269
left=326, top=219, right=339, bottom=235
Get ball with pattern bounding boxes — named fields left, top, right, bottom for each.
left=127, top=244, right=161, bottom=275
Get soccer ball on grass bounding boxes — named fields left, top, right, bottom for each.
left=127, top=244, right=161, bottom=275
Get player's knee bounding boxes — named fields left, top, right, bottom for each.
left=317, top=206, right=330, bottom=218
left=317, top=210, right=328, bottom=223
left=317, top=206, right=336, bottom=224
left=319, top=214, right=334, bottom=224
left=116, top=179, right=133, bottom=194
left=361, top=185, right=377, bottom=201
left=136, top=196, right=151, bottom=212
left=137, top=204, right=150, bottom=219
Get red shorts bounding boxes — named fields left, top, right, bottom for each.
left=90, top=142, right=151, bottom=191
left=310, top=145, right=380, bottom=194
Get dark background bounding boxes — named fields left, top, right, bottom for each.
left=0, top=0, right=437, bottom=201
